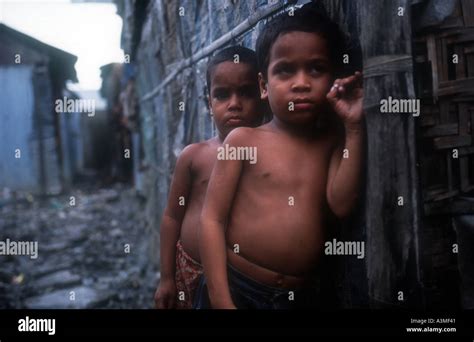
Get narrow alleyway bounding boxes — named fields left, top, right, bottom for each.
left=0, top=183, right=157, bottom=309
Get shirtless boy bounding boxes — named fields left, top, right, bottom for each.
left=198, top=6, right=364, bottom=309
left=154, top=46, right=263, bottom=309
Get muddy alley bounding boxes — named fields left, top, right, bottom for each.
left=0, top=184, right=157, bottom=309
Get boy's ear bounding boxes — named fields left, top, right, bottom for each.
left=258, top=72, right=268, bottom=100
left=207, top=94, right=212, bottom=115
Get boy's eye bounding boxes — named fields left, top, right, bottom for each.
left=274, top=64, right=294, bottom=75
left=213, top=89, right=229, bottom=100
left=239, top=86, right=257, bottom=97
left=309, top=64, right=327, bottom=75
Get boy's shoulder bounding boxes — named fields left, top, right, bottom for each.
left=223, top=125, right=271, bottom=146
left=177, top=137, right=219, bottom=166
left=180, top=137, right=217, bottom=155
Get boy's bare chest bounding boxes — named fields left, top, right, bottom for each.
left=190, top=149, right=218, bottom=190
left=244, top=139, right=331, bottom=188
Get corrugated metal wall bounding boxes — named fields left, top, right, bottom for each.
left=0, top=65, right=61, bottom=194
left=59, top=102, right=84, bottom=188
left=32, top=66, right=62, bottom=195
left=0, top=66, right=39, bottom=192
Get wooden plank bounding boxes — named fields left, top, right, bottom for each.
left=439, top=101, right=450, bottom=122
left=436, top=37, right=445, bottom=83
left=441, top=38, right=449, bottom=81
left=467, top=54, right=474, bottom=77
left=415, top=55, right=427, bottom=63
left=426, top=35, right=439, bottom=98
left=424, top=198, right=474, bottom=215
left=445, top=30, right=474, bottom=44
left=446, top=153, right=454, bottom=190
left=459, top=103, right=470, bottom=134
left=423, top=188, right=459, bottom=202
left=433, top=135, right=472, bottom=149
left=460, top=156, right=470, bottom=191
left=438, top=77, right=474, bottom=96
left=422, top=123, right=458, bottom=137
left=455, top=45, right=466, bottom=80
left=439, top=16, right=464, bottom=30
left=359, top=0, right=422, bottom=307
left=420, top=115, right=437, bottom=126
left=461, top=0, right=474, bottom=27
left=452, top=95, right=474, bottom=102
left=471, top=109, right=474, bottom=138
left=433, top=28, right=467, bottom=39
left=462, top=102, right=474, bottom=191
left=463, top=184, right=474, bottom=192
left=424, top=184, right=449, bottom=197
left=459, top=146, right=474, bottom=155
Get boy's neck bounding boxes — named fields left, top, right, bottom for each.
left=214, top=134, right=225, bottom=144
left=270, top=117, right=322, bottom=140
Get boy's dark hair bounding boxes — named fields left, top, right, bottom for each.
left=256, top=3, right=347, bottom=79
left=206, top=45, right=258, bottom=95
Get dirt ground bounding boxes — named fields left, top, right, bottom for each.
left=0, top=183, right=157, bottom=309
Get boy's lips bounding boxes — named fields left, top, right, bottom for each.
left=226, top=116, right=245, bottom=126
left=291, top=99, right=315, bottom=111
left=293, top=103, right=314, bottom=111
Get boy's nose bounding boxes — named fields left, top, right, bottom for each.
left=291, top=71, right=311, bottom=92
left=228, top=94, right=242, bottom=111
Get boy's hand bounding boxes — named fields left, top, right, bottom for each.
left=326, top=71, right=364, bottom=129
left=154, top=278, right=177, bottom=309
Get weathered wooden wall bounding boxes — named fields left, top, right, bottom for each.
left=358, top=0, right=423, bottom=308
left=413, top=0, right=474, bottom=308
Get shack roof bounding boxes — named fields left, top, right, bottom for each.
left=0, top=23, right=78, bottom=83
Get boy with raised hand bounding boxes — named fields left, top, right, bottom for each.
left=199, top=5, right=364, bottom=309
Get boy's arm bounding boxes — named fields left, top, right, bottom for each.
left=326, top=72, right=364, bottom=218
left=326, top=126, right=363, bottom=218
left=200, top=131, right=245, bottom=309
left=155, top=145, right=194, bottom=308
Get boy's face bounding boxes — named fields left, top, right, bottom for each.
left=259, top=31, right=333, bottom=125
left=209, top=61, right=262, bottom=139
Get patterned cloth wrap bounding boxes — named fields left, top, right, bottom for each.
left=175, top=240, right=203, bottom=309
